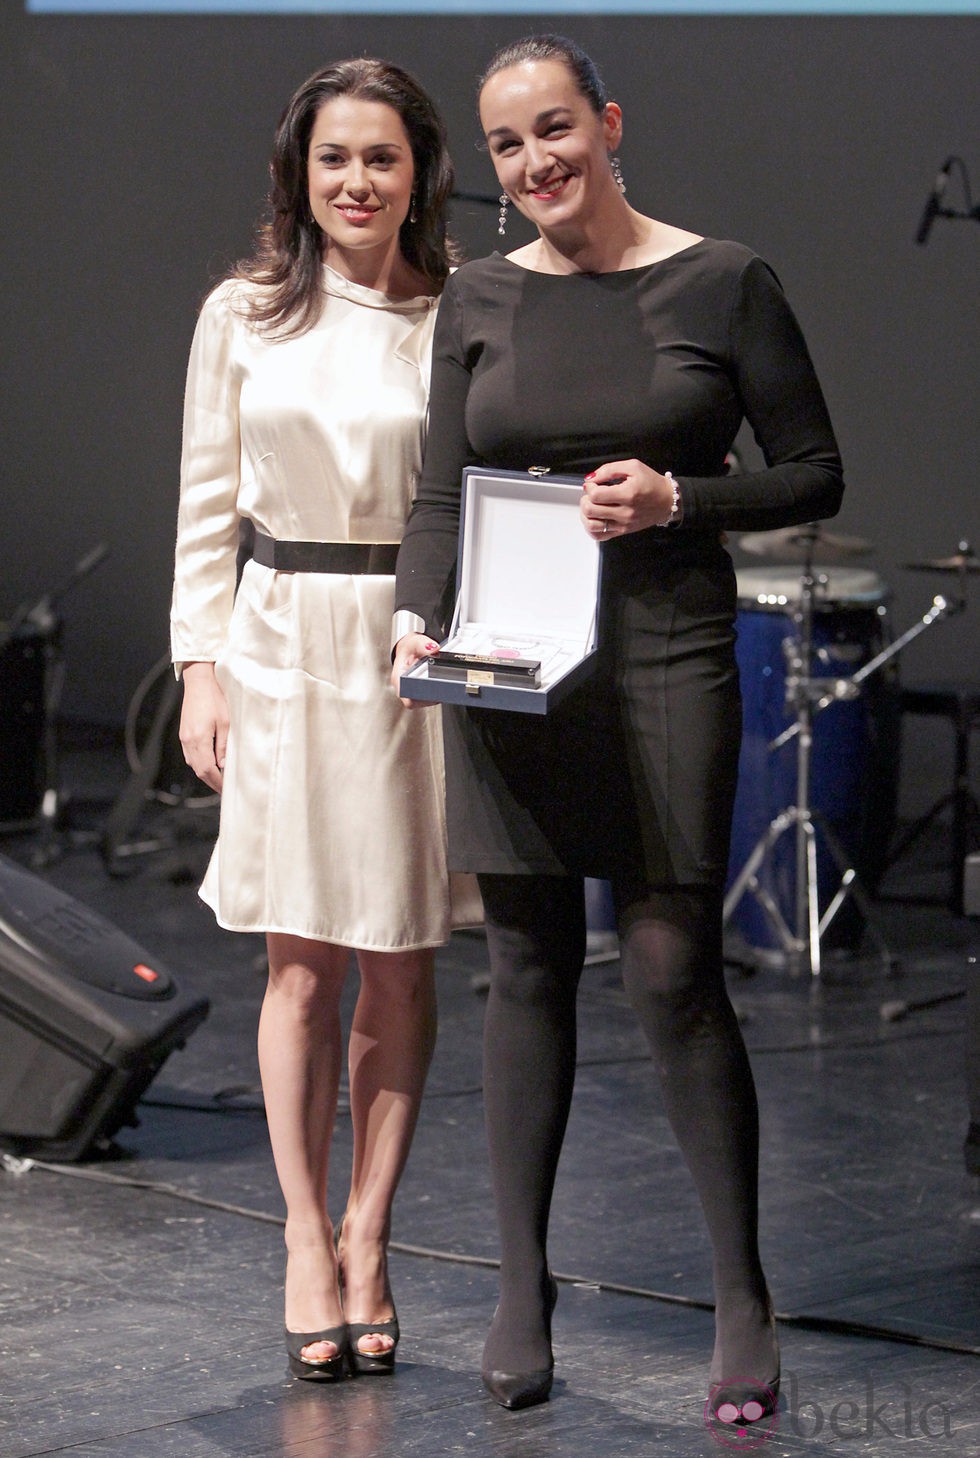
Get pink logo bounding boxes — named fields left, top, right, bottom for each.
left=704, top=1381, right=780, bottom=1448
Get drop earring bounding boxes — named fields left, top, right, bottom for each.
left=497, top=193, right=508, bottom=237
left=610, top=155, right=626, bottom=194
left=409, top=194, right=417, bottom=224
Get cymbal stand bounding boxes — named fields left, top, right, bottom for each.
left=770, top=596, right=957, bottom=746
left=723, top=542, right=954, bottom=976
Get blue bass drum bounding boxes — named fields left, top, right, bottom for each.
left=726, top=565, right=899, bottom=958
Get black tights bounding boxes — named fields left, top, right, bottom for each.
left=478, top=872, right=776, bottom=1385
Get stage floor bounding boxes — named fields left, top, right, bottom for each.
left=1, top=740, right=977, bottom=1457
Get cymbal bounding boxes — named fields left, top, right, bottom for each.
left=738, top=524, right=872, bottom=564
left=903, top=545, right=979, bottom=573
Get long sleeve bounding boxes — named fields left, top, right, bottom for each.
left=394, top=246, right=845, bottom=636
left=170, top=284, right=244, bottom=669
left=395, top=280, right=472, bottom=639
left=676, top=256, right=844, bottom=532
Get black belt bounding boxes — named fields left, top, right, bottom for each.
left=252, top=531, right=399, bottom=575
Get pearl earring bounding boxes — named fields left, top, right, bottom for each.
left=497, top=193, right=508, bottom=237
left=610, top=155, right=626, bottom=194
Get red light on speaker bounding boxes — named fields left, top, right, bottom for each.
left=132, top=964, right=160, bottom=983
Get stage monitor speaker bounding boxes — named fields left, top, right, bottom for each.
left=0, top=854, right=209, bottom=1162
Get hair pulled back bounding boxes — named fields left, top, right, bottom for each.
left=478, top=33, right=608, bottom=116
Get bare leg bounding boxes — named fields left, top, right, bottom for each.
left=258, top=932, right=349, bottom=1362
left=614, top=885, right=778, bottom=1389
left=339, top=947, right=437, bottom=1359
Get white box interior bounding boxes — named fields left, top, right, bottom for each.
left=443, top=473, right=599, bottom=689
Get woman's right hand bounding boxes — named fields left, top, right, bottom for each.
left=390, top=632, right=440, bottom=709
left=179, top=661, right=230, bottom=791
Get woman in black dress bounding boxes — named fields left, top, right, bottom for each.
left=393, top=34, right=843, bottom=1421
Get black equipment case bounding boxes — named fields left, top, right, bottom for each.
left=0, top=854, right=209, bottom=1160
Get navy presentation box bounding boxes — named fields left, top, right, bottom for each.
left=400, top=467, right=602, bottom=715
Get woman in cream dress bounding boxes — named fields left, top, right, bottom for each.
left=172, top=59, right=460, bottom=1381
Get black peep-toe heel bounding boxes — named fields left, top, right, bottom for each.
left=285, top=1325, right=348, bottom=1382
left=347, top=1309, right=400, bottom=1376
left=336, top=1215, right=400, bottom=1376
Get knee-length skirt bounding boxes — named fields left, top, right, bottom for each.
left=442, top=534, right=742, bottom=887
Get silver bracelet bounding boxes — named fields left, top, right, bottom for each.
left=390, top=609, right=427, bottom=654
left=663, top=471, right=681, bottom=527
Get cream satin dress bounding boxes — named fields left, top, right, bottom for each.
left=171, top=265, right=466, bottom=950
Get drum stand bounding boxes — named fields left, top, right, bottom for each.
left=723, top=529, right=956, bottom=976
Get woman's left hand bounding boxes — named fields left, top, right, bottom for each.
left=580, top=459, right=679, bottom=539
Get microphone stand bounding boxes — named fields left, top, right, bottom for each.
left=0, top=543, right=108, bottom=651
left=915, top=154, right=980, bottom=244
left=1, top=545, right=109, bottom=854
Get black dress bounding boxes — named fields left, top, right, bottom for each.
left=396, top=240, right=844, bottom=885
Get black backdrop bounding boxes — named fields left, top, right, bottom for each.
left=1, top=7, right=977, bottom=809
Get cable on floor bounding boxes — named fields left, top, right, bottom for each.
left=3, top=1152, right=977, bottom=1361
left=135, top=1008, right=964, bottom=1121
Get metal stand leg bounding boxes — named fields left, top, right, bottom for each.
left=724, top=532, right=898, bottom=976
left=724, top=803, right=893, bottom=976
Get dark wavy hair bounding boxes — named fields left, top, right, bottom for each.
left=235, top=58, right=458, bottom=335
left=478, top=34, right=608, bottom=116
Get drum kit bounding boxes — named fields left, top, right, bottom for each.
left=723, top=522, right=975, bottom=976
